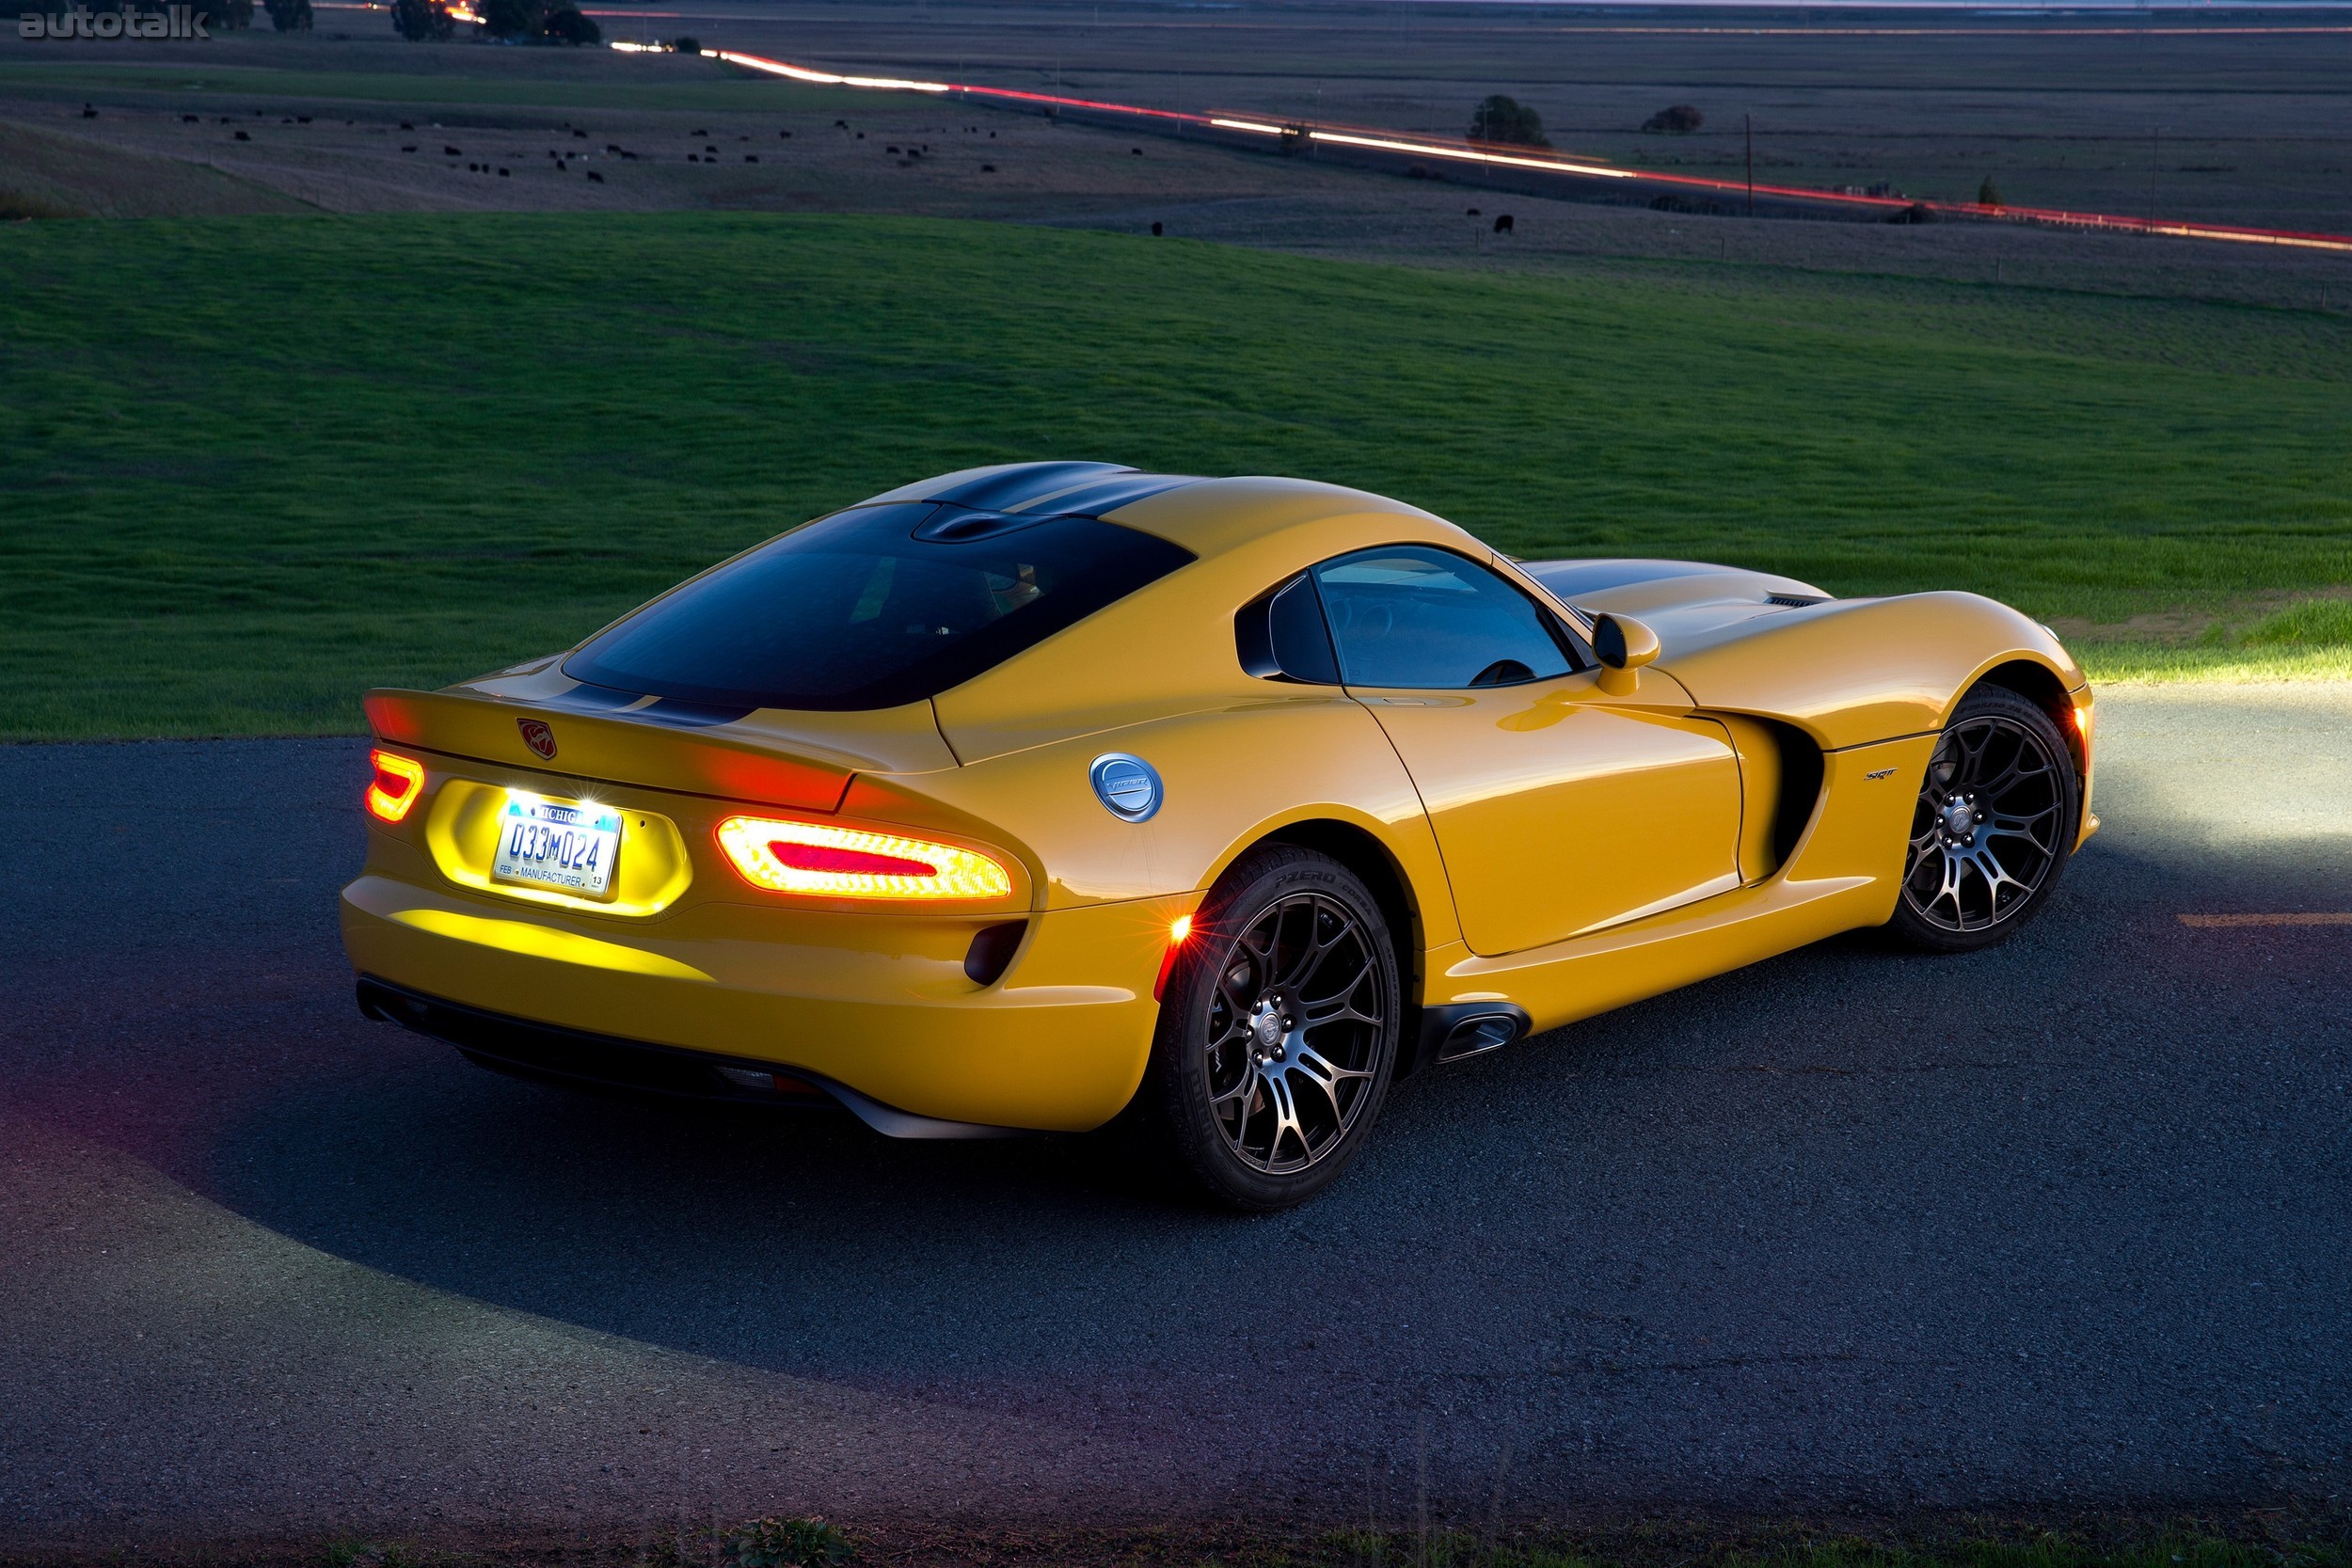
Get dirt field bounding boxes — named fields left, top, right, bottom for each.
left=696, top=0, right=2352, bottom=230
left=4, top=7, right=2349, bottom=308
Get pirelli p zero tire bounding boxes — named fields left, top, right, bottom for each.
left=1138, top=846, right=1402, bottom=1212
left=1889, top=683, right=2081, bottom=955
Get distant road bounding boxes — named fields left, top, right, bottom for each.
left=4, top=684, right=2350, bottom=1548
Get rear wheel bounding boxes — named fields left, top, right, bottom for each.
left=1889, top=684, right=2079, bottom=953
left=1137, top=846, right=1400, bottom=1211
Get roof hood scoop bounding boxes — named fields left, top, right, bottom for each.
left=911, top=508, right=1045, bottom=544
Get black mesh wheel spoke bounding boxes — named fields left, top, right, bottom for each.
left=1899, top=710, right=2067, bottom=936
left=1203, top=890, right=1389, bottom=1177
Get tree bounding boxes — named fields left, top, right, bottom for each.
left=388, top=0, right=453, bottom=39
left=671, top=34, right=698, bottom=52
left=1978, top=176, right=2004, bottom=209
left=540, top=7, right=596, bottom=42
left=262, top=0, right=311, bottom=29
left=1467, top=94, right=1548, bottom=149
left=1642, top=103, right=1705, bottom=134
left=477, top=0, right=541, bottom=38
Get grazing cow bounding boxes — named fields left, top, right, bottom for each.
left=1494, top=213, right=1515, bottom=233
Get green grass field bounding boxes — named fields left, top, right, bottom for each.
left=4, top=211, right=2349, bottom=739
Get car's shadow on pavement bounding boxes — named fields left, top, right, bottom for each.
left=206, top=1029, right=1206, bottom=1350
left=191, top=904, right=2059, bottom=1410
left=194, top=927, right=1903, bottom=1407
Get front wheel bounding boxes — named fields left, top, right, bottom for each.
left=1888, top=684, right=2080, bottom=953
left=1136, top=846, right=1401, bottom=1211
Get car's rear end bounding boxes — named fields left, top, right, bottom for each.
left=342, top=472, right=1206, bottom=1134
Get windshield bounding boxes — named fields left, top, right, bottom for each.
left=563, top=503, right=1196, bottom=712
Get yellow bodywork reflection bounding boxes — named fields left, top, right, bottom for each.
left=388, top=907, right=715, bottom=982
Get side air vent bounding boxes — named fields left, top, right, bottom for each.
left=1767, top=593, right=1831, bottom=609
left=1771, top=721, right=1825, bottom=864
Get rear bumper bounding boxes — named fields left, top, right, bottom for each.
left=341, top=870, right=1180, bottom=1132
left=357, top=976, right=1022, bottom=1137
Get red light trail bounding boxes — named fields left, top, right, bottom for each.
left=684, top=43, right=2352, bottom=254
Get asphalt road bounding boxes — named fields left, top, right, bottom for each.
left=4, top=686, right=2348, bottom=1551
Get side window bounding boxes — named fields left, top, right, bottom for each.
left=1311, top=546, right=1580, bottom=689
left=1235, top=573, right=1342, bottom=684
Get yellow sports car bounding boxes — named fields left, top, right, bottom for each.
left=343, top=462, right=2095, bottom=1209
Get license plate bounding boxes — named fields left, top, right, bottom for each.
left=492, top=793, right=623, bottom=899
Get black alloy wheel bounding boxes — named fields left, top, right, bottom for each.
left=1136, top=845, right=1400, bottom=1211
left=1890, top=684, right=2080, bottom=953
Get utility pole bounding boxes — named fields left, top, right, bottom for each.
left=1745, top=114, right=1755, bottom=216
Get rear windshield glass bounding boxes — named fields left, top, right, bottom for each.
left=562, top=503, right=1196, bottom=712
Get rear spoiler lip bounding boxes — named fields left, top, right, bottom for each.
left=364, top=688, right=853, bottom=813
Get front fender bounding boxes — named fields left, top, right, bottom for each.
left=1658, top=592, right=2085, bottom=750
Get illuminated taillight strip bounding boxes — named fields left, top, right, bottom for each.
left=716, top=816, right=1013, bottom=901
left=367, top=749, right=425, bottom=823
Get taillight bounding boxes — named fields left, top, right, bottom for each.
left=366, top=749, right=425, bottom=823
left=715, top=816, right=1012, bottom=901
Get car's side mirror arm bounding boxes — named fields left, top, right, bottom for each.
left=1592, top=613, right=1661, bottom=697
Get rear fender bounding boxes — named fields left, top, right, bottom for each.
left=854, top=694, right=1460, bottom=945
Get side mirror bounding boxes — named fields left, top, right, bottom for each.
left=1592, top=613, right=1660, bottom=696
